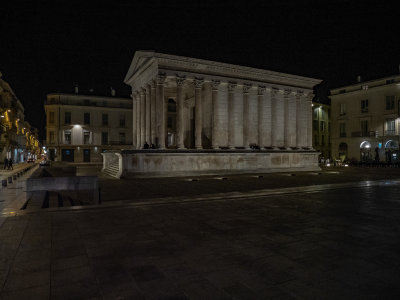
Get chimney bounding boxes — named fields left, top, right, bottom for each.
left=74, top=84, right=79, bottom=94
left=111, top=87, right=116, bottom=96
left=356, top=75, right=362, bottom=83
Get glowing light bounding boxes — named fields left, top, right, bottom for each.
left=326, top=163, right=331, bottom=167
left=344, top=164, right=349, bottom=167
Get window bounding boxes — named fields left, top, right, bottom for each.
left=361, top=120, right=369, bottom=136
left=102, top=113, right=108, bottom=126
left=64, top=130, right=71, bottom=144
left=49, top=131, right=55, bottom=143
left=101, top=132, right=108, bottom=145
left=84, top=113, right=90, bottom=125
left=340, top=123, right=346, bottom=137
left=386, top=96, right=395, bottom=110
left=49, top=112, right=54, bottom=124
left=64, top=112, right=71, bottom=124
left=385, top=119, right=395, bottom=136
left=320, top=121, right=325, bottom=132
left=313, top=120, right=318, bottom=131
left=361, top=99, right=368, bottom=113
left=119, top=114, right=125, bottom=127
left=340, top=103, right=346, bottom=115
left=83, top=131, right=90, bottom=144
left=321, top=135, right=325, bottom=146
left=119, top=132, right=125, bottom=144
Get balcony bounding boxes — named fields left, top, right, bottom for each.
left=351, top=131, right=376, bottom=137
left=384, top=130, right=396, bottom=136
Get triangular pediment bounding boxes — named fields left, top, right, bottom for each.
left=124, top=50, right=156, bottom=84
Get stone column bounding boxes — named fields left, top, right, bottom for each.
left=228, top=82, right=237, bottom=149
left=176, top=75, right=186, bottom=149
left=211, top=80, right=220, bottom=149
left=150, top=82, right=156, bottom=145
left=156, top=74, right=166, bottom=149
left=194, top=78, right=204, bottom=149
left=243, top=83, right=252, bottom=149
left=284, top=90, right=291, bottom=149
left=132, top=93, right=137, bottom=149
left=257, top=86, right=266, bottom=147
left=140, top=88, right=146, bottom=148
left=296, top=92, right=303, bottom=149
left=135, top=92, right=141, bottom=149
left=145, top=85, right=151, bottom=144
left=306, top=93, right=313, bottom=149
left=271, top=89, right=279, bottom=149
left=288, top=91, right=297, bottom=148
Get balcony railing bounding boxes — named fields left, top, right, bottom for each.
left=351, top=131, right=376, bottom=137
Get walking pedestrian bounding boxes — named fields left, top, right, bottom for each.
left=7, top=158, right=13, bottom=170
left=3, top=157, right=8, bottom=169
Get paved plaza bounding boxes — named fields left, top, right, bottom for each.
left=1, top=166, right=400, bottom=299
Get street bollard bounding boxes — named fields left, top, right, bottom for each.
left=2, top=180, right=6, bottom=187
left=8, top=177, right=12, bottom=184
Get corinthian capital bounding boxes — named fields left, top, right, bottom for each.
left=211, top=80, right=221, bottom=90
left=258, top=86, right=266, bottom=95
left=176, top=75, right=186, bottom=87
left=228, top=81, right=237, bottom=92
left=156, top=73, right=166, bottom=85
left=243, top=83, right=252, bottom=94
left=194, top=77, right=204, bottom=89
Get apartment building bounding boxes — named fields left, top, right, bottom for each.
left=312, top=99, right=330, bottom=160
left=331, top=75, right=400, bottom=162
left=44, top=92, right=132, bottom=162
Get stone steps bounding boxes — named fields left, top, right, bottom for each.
left=103, top=162, right=120, bottom=178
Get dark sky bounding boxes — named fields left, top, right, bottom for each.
left=1, top=0, right=400, bottom=141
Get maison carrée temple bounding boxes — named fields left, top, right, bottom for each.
left=102, top=51, right=322, bottom=178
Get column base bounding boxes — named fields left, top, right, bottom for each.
left=195, top=146, right=203, bottom=150
left=272, top=146, right=280, bottom=150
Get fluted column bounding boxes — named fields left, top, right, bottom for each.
left=257, top=86, right=266, bottom=147
left=135, top=92, right=141, bottom=149
left=156, top=74, right=166, bottom=149
left=150, top=82, right=156, bottom=145
left=211, top=80, right=220, bottom=149
left=243, top=83, right=252, bottom=149
left=132, top=93, right=137, bottom=149
left=194, top=78, right=204, bottom=149
left=284, top=90, right=291, bottom=149
left=227, top=82, right=237, bottom=149
left=288, top=91, right=297, bottom=148
left=176, top=76, right=186, bottom=149
left=271, top=89, right=279, bottom=149
left=145, top=85, right=151, bottom=144
left=296, top=92, right=303, bottom=149
left=139, top=89, right=146, bottom=148
left=306, top=93, right=313, bottom=149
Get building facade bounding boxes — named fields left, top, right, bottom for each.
left=0, top=73, right=40, bottom=163
left=44, top=92, right=132, bottom=163
left=104, top=51, right=321, bottom=177
left=331, top=75, right=400, bottom=163
left=312, top=100, right=331, bottom=160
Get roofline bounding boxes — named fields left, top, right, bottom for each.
left=330, top=74, right=400, bottom=93
left=46, top=92, right=131, bottom=101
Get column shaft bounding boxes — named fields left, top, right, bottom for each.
left=284, top=91, right=290, bottom=149
left=176, top=76, right=186, bottom=149
left=140, top=89, right=146, bottom=148
left=257, top=86, right=266, bottom=147
left=135, top=93, right=141, bottom=149
left=156, top=74, right=166, bottom=149
left=145, top=86, right=151, bottom=144
left=194, top=78, right=204, bottom=149
left=132, top=95, right=137, bottom=149
left=306, top=95, right=313, bottom=149
left=150, top=83, right=156, bottom=145
left=211, top=80, right=220, bottom=149
left=243, top=84, right=252, bottom=149
left=228, top=82, right=236, bottom=149
left=296, top=93, right=303, bottom=148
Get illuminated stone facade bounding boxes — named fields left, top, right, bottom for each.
left=331, top=75, right=400, bottom=162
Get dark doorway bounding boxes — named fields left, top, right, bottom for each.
left=49, top=149, right=55, bottom=161
left=83, top=149, right=90, bottom=162
left=61, top=149, right=74, bottom=162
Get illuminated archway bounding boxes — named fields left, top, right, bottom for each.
left=360, top=141, right=371, bottom=149
left=384, top=140, right=398, bottom=149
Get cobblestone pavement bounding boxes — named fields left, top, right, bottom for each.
left=1, top=168, right=400, bottom=299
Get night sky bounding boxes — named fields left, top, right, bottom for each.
left=1, top=0, right=400, bottom=141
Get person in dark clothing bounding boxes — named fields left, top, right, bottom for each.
left=3, top=157, right=8, bottom=169
left=7, top=158, right=13, bottom=170
left=144, top=142, right=149, bottom=149
left=374, top=147, right=380, bottom=163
